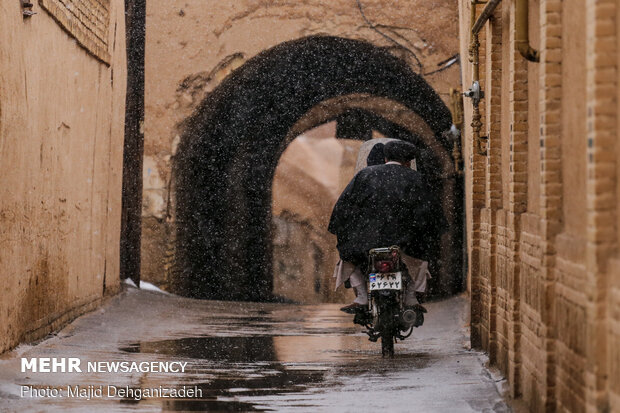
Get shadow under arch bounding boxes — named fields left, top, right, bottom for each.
left=173, top=35, right=458, bottom=301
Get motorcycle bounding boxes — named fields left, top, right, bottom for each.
left=351, top=246, right=424, bottom=357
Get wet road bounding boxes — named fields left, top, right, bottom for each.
left=0, top=287, right=510, bottom=412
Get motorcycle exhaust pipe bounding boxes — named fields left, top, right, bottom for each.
left=400, top=309, right=424, bottom=330
left=400, top=309, right=417, bottom=329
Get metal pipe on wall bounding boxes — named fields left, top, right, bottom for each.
left=472, top=0, right=502, bottom=35
left=467, top=0, right=537, bottom=154
left=468, top=0, right=490, bottom=156
left=467, top=0, right=503, bottom=156
left=515, top=0, right=540, bottom=62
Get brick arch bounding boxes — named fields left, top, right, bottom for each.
left=173, top=35, right=455, bottom=301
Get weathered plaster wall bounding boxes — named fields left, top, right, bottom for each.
left=459, top=0, right=619, bottom=411
left=142, top=0, right=461, bottom=296
left=142, top=0, right=460, bottom=300
left=144, top=0, right=458, bottom=163
left=0, top=0, right=126, bottom=353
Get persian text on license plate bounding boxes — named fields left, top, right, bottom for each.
left=369, top=272, right=402, bottom=291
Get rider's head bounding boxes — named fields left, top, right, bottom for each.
left=383, top=141, right=417, bottom=167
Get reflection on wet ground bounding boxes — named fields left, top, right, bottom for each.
left=117, top=335, right=435, bottom=411
left=120, top=336, right=280, bottom=362
left=0, top=289, right=509, bottom=412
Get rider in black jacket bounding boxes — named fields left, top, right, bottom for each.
left=328, top=140, right=434, bottom=312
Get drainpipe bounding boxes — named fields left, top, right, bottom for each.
left=515, top=0, right=540, bottom=62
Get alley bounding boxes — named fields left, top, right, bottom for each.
left=0, top=287, right=509, bottom=412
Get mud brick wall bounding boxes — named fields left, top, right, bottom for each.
left=609, top=258, right=620, bottom=411
left=458, top=0, right=619, bottom=410
left=0, top=0, right=126, bottom=353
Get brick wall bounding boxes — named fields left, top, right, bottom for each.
left=535, top=0, right=563, bottom=410
left=459, top=0, right=619, bottom=410
left=468, top=0, right=489, bottom=349
left=585, top=1, right=617, bottom=410
left=609, top=258, right=620, bottom=411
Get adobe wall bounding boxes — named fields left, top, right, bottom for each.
left=0, top=0, right=127, bottom=353
left=142, top=0, right=461, bottom=298
left=459, top=0, right=619, bottom=411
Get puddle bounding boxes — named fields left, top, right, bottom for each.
left=120, top=336, right=279, bottom=362
left=119, top=334, right=390, bottom=364
left=117, top=334, right=435, bottom=411
left=119, top=334, right=437, bottom=365
left=119, top=336, right=335, bottom=411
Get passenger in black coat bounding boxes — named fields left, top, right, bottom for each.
left=328, top=141, right=432, bottom=268
left=328, top=140, right=436, bottom=312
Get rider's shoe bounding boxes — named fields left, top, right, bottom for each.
left=340, top=302, right=366, bottom=314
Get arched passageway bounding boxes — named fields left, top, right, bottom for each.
left=173, top=36, right=462, bottom=301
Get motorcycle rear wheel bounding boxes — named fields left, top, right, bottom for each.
left=381, top=328, right=394, bottom=358
left=378, top=306, right=395, bottom=358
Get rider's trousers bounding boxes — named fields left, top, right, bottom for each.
left=333, top=255, right=431, bottom=305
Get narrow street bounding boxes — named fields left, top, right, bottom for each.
left=0, top=287, right=509, bottom=412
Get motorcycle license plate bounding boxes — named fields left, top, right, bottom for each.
left=369, top=272, right=402, bottom=291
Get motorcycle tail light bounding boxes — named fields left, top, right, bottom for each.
left=376, top=260, right=393, bottom=273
